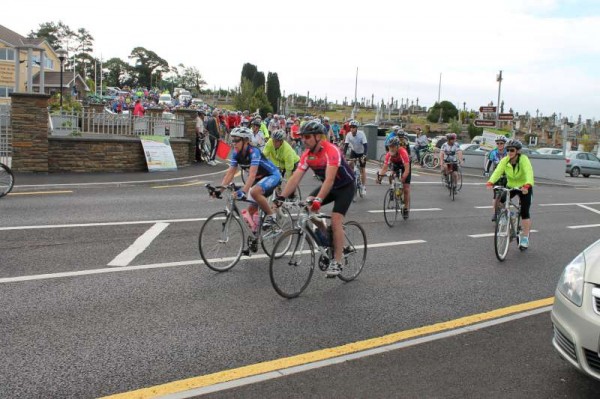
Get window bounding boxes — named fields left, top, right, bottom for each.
left=0, top=86, right=14, bottom=98
left=0, top=48, right=16, bottom=61
left=589, top=154, right=599, bottom=163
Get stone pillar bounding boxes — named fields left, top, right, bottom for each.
left=10, top=93, right=51, bottom=172
left=176, top=108, right=198, bottom=165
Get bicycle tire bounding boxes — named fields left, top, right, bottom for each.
left=378, top=153, right=386, bottom=168
left=422, top=153, right=432, bottom=168
left=0, top=163, right=14, bottom=198
left=338, top=221, right=367, bottom=282
left=451, top=176, right=456, bottom=201
left=457, top=168, right=463, bottom=191
left=198, top=211, right=244, bottom=272
left=383, top=188, right=399, bottom=227
left=261, top=207, right=294, bottom=257
left=494, top=210, right=510, bottom=261
left=269, top=229, right=315, bottom=298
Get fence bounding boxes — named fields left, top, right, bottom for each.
left=49, top=109, right=185, bottom=138
left=0, top=105, right=11, bottom=167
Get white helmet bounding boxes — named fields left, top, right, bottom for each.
left=230, top=127, right=253, bottom=140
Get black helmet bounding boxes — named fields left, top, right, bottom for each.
left=300, top=120, right=326, bottom=135
left=505, top=139, right=522, bottom=150
left=251, top=118, right=261, bottom=127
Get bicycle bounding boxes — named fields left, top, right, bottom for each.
left=380, top=171, right=406, bottom=227
left=347, top=157, right=365, bottom=201
left=198, top=183, right=294, bottom=272
left=441, top=162, right=462, bottom=201
left=0, top=162, right=14, bottom=198
left=269, top=200, right=367, bottom=298
left=493, top=186, right=527, bottom=261
left=419, top=148, right=439, bottom=169
left=197, top=134, right=212, bottom=164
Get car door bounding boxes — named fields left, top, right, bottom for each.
left=587, top=153, right=600, bottom=175
left=576, top=153, right=587, bottom=173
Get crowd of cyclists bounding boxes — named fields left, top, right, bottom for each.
left=204, top=109, right=535, bottom=276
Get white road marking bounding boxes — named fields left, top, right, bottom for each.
left=577, top=204, right=600, bottom=215
left=475, top=206, right=493, bottom=209
left=539, top=201, right=600, bottom=206
left=108, top=223, right=170, bottom=267
left=368, top=208, right=442, bottom=213
left=468, top=230, right=538, bottom=238
left=0, top=218, right=209, bottom=231
left=567, top=224, right=600, bottom=230
left=0, top=239, right=426, bottom=284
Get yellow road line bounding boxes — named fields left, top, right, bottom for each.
left=8, top=190, right=73, bottom=196
left=101, top=297, right=554, bottom=399
left=152, top=181, right=204, bottom=189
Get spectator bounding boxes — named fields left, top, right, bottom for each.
left=195, top=110, right=207, bottom=163
left=132, top=99, right=145, bottom=117
left=206, top=110, right=222, bottom=165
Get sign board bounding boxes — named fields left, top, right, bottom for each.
left=140, top=135, right=177, bottom=172
left=498, top=113, right=514, bottom=121
left=479, top=106, right=497, bottom=113
left=480, top=131, right=499, bottom=151
left=474, top=119, right=496, bottom=127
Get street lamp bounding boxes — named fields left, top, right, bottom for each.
left=56, top=48, right=67, bottom=110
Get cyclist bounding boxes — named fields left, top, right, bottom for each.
left=250, top=118, right=266, bottom=150
left=343, top=120, right=368, bottom=196
left=486, top=139, right=534, bottom=248
left=276, top=121, right=355, bottom=277
left=376, top=136, right=411, bottom=219
left=384, top=126, right=401, bottom=152
left=414, top=128, right=429, bottom=165
left=263, top=129, right=300, bottom=179
left=487, top=136, right=509, bottom=221
left=439, top=133, right=463, bottom=191
left=214, top=127, right=281, bottom=230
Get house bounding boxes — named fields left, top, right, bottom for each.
left=0, top=24, right=87, bottom=104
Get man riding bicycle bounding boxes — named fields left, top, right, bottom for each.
left=215, top=127, right=281, bottom=230
left=343, top=120, right=368, bottom=196
left=276, top=121, right=355, bottom=277
left=439, top=133, right=463, bottom=191
left=263, top=129, right=300, bottom=178
left=486, top=139, right=534, bottom=248
left=414, top=128, right=429, bottom=165
left=376, top=136, right=411, bottom=219
left=486, top=135, right=509, bottom=221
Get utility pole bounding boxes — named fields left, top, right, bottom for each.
left=437, top=72, right=442, bottom=103
left=496, top=70, right=503, bottom=126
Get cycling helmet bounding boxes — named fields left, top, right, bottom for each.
left=271, top=130, right=286, bottom=141
left=446, top=133, right=457, bottom=140
left=495, top=135, right=507, bottom=143
left=349, top=120, right=360, bottom=128
left=397, top=131, right=407, bottom=139
left=323, top=116, right=329, bottom=122
left=251, top=118, right=261, bottom=126
left=505, top=139, right=522, bottom=150
left=230, top=127, right=254, bottom=140
left=388, top=137, right=401, bottom=147
left=300, top=120, right=326, bottom=135
left=391, top=125, right=400, bottom=131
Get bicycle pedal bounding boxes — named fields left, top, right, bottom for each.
left=242, top=249, right=250, bottom=256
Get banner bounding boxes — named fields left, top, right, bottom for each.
left=140, top=135, right=177, bottom=172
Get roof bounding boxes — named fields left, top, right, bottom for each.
left=0, top=24, right=45, bottom=48
left=31, top=71, right=90, bottom=91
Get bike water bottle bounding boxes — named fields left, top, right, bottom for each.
left=241, top=209, right=255, bottom=231
left=395, top=185, right=403, bottom=199
left=252, top=213, right=260, bottom=233
left=510, top=210, right=517, bottom=234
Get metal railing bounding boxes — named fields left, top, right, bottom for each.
left=0, top=107, right=11, bottom=167
left=49, top=109, right=185, bottom=138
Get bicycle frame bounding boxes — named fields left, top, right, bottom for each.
left=282, top=201, right=332, bottom=261
left=494, top=186, right=522, bottom=238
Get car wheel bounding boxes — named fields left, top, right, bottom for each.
left=570, top=167, right=580, bottom=177
left=583, top=174, right=590, bottom=178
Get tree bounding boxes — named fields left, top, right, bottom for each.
left=266, top=72, right=281, bottom=113
left=28, top=21, right=73, bottom=50
left=427, top=101, right=459, bottom=123
left=467, top=123, right=483, bottom=140
left=234, top=78, right=273, bottom=116
left=448, top=118, right=461, bottom=135
left=241, top=63, right=258, bottom=87
left=73, top=28, right=94, bottom=80
left=252, top=71, right=265, bottom=93
left=180, top=66, right=206, bottom=95
left=128, top=47, right=169, bottom=88
left=104, top=57, right=131, bottom=88
left=250, top=89, right=273, bottom=117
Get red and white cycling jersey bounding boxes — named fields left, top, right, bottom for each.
left=298, top=140, right=354, bottom=189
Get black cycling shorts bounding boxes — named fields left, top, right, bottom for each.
left=349, top=151, right=367, bottom=168
left=310, top=182, right=355, bottom=216
left=392, top=163, right=411, bottom=185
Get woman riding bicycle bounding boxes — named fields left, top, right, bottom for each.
left=439, top=133, right=463, bottom=191
left=486, top=139, right=534, bottom=248
left=487, top=135, right=509, bottom=221
left=276, top=121, right=355, bottom=277
left=376, top=136, right=411, bottom=219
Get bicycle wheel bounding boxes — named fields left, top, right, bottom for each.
left=198, top=211, right=244, bottom=272
left=383, top=189, right=399, bottom=227
left=261, top=207, right=294, bottom=257
left=494, top=210, right=510, bottom=261
left=0, top=163, right=14, bottom=198
left=450, top=175, right=456, bottom=201
left=338, top=221, right=367, bottom=282
left=422, top=153, right=433, bottom=168
left=378, top=153, right=386, bottom=168
left=457, top=168, right=463, bottom=191
left=269, top=229, right=315, bottom=298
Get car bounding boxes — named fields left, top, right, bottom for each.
left=565, top=151, right=600, bottom=177
left=537, top=147, right=564, bottom=156
left=551, top=238, right=600, bottom=382
left=519, top=147, right=539, bottom=155
left=158, top=94, right=172, bottom=106
left=460, top=143, right=485, bottom=152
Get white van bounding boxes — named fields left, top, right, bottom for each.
left=158, top=94, right=172, bottom=106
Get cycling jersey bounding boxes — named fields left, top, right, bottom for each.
left=262, top=138, right=300, bottom=177
left=384, top=147, right=410, bottom=168
left=489, top=154, right=534, bottom=189
left=344, top=131, right=368, bottom=154
left=231, top=145, right=280, bottom=180
left=488, top=148, right=507, bottom=165
left=441, top=142, right=461, bottom=163
left=298, top=140, right=354, bottom=189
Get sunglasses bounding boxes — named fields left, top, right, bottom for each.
left=231, top=138, right=243, bottom=144
left=301, top=134, right=314, bottom=140
left=496, top=142, right=504, bottom=145
left=508, top=148, right=517, bottom=153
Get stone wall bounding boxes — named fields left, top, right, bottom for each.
left=10, top=93, right=51, bottom=172
left=48, top=135, right=191, bottom=173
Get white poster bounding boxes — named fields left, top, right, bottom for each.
left=140, top=135, right=178, bottom=172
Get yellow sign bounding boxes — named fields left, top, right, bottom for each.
left=0, top=64, right=14, bottom=85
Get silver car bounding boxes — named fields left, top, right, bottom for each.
left=565, top=151, right=600, bottom=177
left=551, top=238, right=600, bottom=381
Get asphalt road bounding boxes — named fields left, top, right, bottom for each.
left=1, top=166, right=599, bottom=398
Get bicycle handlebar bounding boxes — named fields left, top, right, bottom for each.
left=493, top=186, right=523, bottom=193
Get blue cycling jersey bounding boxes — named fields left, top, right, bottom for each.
left=231, top=145, right=281, bottom=179
left=488, top=148, right=507, bottom=165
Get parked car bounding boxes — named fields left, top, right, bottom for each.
left=565, top=151, right=600, bottom=177
left=460, top=143, right=485, bottom=152
left=158, top=94, right=172, bottom=107
left=520, top=147, right=539, bottom=155
left=537, top=147, right=564, bottom=156
left=551, top=238, right=600, bottom=382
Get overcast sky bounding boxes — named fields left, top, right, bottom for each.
left=4, top=0, right=600, bottom=120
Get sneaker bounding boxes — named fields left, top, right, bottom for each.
left=491, top=213, right=497, bottom=222
left=261, top=215, right=277, bottom=230
left=326, top=261, right=341, bottom=278
left=519, top=236, right=529, bottom=249
left=208, top=160, right=217, bottom=166
left=402, top=208, right=409, bottom=220
left=360, top=186, right=366, bottom=196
